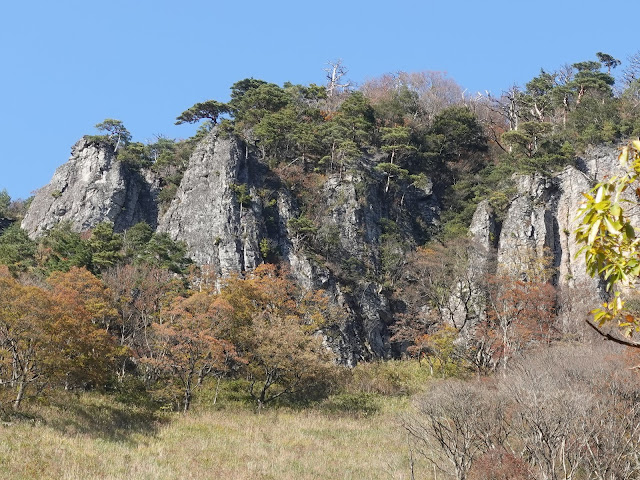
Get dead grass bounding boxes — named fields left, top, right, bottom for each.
left=0, top=392, right=429, bottom=480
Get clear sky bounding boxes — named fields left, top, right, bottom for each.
left=1, top=0, right=637, bottom=199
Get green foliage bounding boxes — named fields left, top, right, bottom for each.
left=229, top=78, right=269, bottom=106
left=576, top=140, right=640, bottom=339
left=94, top=119, right=131, bottom=152
left=122, top=222, right=153, bottom=259
left=426, top=106, right=488, bottom=168
left=0, top=224, right=36, bottom=274
left=157, top=183, right=178, bottom=207
left=288, top=215, right=318, bottom=241
left=140, top=232, right=191, bottom=273
left=333, top=91, right=375, bottom=146
left=88, top=222, right=123, bottom=272
left=259, top=238, right=269, bottom=258
left=116, top=142, right=152, bottom=169
left=315, top=223, right=341, bottom=258
left=375, top=162, right=409, bottom=180
left=0, top=189, right=10, bottom=217
left=175, top=100, right=230, bottom=125
left=40, top=222, right=93, bottom=273
left=231, top=81, right=290, bottom=129
left=568, top=95, right=620, bottom=147
left=345, top=359, right=432, bottom=396
left=372, top=85, right=421, bottom=127
left=230, top=183, right=251, bottom=207
left=150, top=138, right=193, bottom=210
left=571, top=60, right=615, bottom=99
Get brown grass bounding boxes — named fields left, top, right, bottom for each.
left=0, top=392, right=428, bottom=480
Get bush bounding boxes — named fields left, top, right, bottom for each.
left=320, top=392, right=380, bottom=417
left=468, top=449, right=534, bottom=480
left=345, top=360, right=431, bottom=396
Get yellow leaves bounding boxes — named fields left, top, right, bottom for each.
left=0, top=266, right=121, bottom=402
left=603, top=216, right=621, bottom=235
left=588, top=218, right=602, bottom=244
left=575, top=140, right=640, bottom=337
left=620, top=146, right=629, bottom=166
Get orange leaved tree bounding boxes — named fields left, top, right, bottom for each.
left=142, top=291, right=241, bottom=412
left=0, top=267, right=120, bottom=410
left=217, top=265, right=340, bottom=410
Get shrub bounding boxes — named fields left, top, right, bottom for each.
left=320, top=392, right=380, bottom=417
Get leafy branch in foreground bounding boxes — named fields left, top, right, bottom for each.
left=575, top=140, right=640, bottom=344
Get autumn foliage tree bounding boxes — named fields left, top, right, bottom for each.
left=0, top=267, right=120, bottom=410
left=0, top=268, right=51, bottom=409
left=484, top=251, right=557, bottom=371
left=215, top=265, right=339, bottom=409
left=45, top=268, right=123, bottom=390
left=141, top=291, right=241, bottom=412
left=576, top=140, right=640, bottom=345
left=485, top=275, right=557, bottom=371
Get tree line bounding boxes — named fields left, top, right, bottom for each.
left=0, top=213, right=347, bottom=412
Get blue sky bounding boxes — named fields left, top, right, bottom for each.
left=1, top=0, right=637, bottom=200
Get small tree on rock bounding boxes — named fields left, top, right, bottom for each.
left=95, top=119, right=131, bottom=152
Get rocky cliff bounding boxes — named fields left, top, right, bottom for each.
left=22, top=130, right=439, bottom=364
left=469, top=146, right=624, bottom=323
left=22, top=138, right=159, bottom=237
left=21, top=128, right=622, bottom=360
left=158, top=130, right=439, bottom=363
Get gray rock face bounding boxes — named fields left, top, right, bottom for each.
left=495, top=166, right=603, bottom=298
left=496, top=173, right=557, bottom=276
left=21, top=130, right=440, bottom=363
left=24, top=128, right=629, bottom=360
left=158, top=132, right=439, bottom=364
left=448, top=200, right=498, bottom=331
left=469, top=147, right=623, bottom=322
left=469, top=200, right=496, bottom=271
left=158, top=132, right=263, bottom=275
left=21, top=138, right=158, bottom=237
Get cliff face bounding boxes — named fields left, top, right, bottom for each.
left=158, top=131, right=439, bottom=364
left=157, top=133, right=263, bottom=273
left=21, top=138, right=159, bottom=238
left=22, top=131, right=439, bottom=363
left=470, top=147, right=623, bottom=319
left=22, top=129, right=621, bottom=360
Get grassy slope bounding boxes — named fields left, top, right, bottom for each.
left=0, top=392, right=429, bottom=480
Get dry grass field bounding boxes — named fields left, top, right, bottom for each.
left=0, top=362, right=436, bottom=480
left=0, top=394, right=426, bottom=480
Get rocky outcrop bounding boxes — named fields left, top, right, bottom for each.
left=158, top=131, right=440, bottom=364
left=21, top=138, right=159, bottom=237
left=25, top=124, right=629, bottom=360
left=158, top=132, right=264, bottom=274
left=493, top=166, right=603, bottom=297
left=470, top=147, right=622, bottom=317
left=22, top=125, right=629, bottom=361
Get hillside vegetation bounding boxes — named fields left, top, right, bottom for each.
left=2, top=52, right=640, bottom=479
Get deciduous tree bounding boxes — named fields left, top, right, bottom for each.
left=406, top=380, right=508, bottom=480
left=216, top=265, right=339, bottom=409
left=0, top=267, right=119, bottom=409
left=142, top=291, right=240, bottom=411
